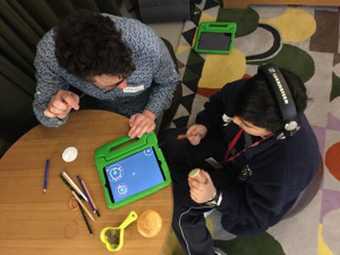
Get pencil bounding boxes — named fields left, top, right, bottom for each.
left=60, top=174, right=78, bottom=193
left=60, top=173, right=82, bottom=198
left=71, top=191, right=96, bottom=222
left=177, top=134, right=187, bottom=140
left=77, top=175, right=100, bottom=217
left=76, top=199, right=93, bottom=235
left=61, top=171, right=88, bottom=202
left=42, top=159, right=50, bottom=193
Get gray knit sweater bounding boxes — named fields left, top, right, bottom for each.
left=33, top=14, right=180, bottom=127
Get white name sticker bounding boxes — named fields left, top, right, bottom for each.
left=123, top=85, right=145, bottom=93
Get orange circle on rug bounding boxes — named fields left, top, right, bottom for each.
left=325, top=142, right=340, bottom=181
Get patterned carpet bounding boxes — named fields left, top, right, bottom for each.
left=167, top=1, right=340, bottom=255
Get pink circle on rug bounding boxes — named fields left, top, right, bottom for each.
left=325, top=142, right=340, bottom=181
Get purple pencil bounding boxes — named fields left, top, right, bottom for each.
left=76, top=175, right=100, bottom=217
left=42, top=159, right=50, bottom=193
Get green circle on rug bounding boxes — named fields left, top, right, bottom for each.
left=217, top=8, right=259, bottom=37
left=250, top=44, right=315, bottom=82
left=331, top=73, right=340, bottom=101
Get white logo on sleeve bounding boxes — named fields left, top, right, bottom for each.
left=222, top=114, right=232, bottom=127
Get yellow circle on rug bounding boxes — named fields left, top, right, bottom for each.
left=198, top=48, right=246, bottom=89
left=200, top=11, right=217, bottom=23
left=261, top=8, right=316, bottom=43
left=177, top=39, right=192, bottom=55
left=318, top=224, right=333, bottom=255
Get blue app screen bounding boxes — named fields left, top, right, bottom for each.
left=104, top=147, right=164, bottom=202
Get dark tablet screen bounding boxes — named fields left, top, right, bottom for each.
left=198, top=32, right=231, bottom=51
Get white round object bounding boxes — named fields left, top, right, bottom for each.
left=62, top=146, right=78, bottom=163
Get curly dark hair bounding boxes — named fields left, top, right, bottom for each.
left=55, top=10, right=135, bottom=81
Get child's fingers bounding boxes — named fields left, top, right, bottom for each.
left=52, top=100, right=69, bottom=111
left=190, top=190, right=199, bottom=202
left=200, top=171, right=212, bottom=184
left=62, top=92, right=79, bottom=110
left=186, top=125, right=199, bottom=136
left=43, top=109, right=56, bottom=118
left=188, top=179, right=204, bottom=191
left=188, top=135, right=201, bottom=146
left=177, top=134, right=187, bottom=140
left=129, top=114, right=138, bottom=127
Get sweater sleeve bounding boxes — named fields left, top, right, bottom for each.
left=196, top=80, right=244, bottom=133
left=32, top=32, right=69, bottom=127
left=195, top=89, right=225, bottom=132
left=145, top=39, right=180, bottom=117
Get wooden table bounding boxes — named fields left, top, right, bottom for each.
left=0, top=110, right=173, bottom=255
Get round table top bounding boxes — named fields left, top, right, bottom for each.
left=0, top=110, right=173, bottom=255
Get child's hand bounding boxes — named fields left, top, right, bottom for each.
left=44, top=90, right=80, bottom=119
left=186, top=124, right=208, bottom=146
left=188, top=170, right=216, bottom=204
left=128, top=110, right=156, bottom=138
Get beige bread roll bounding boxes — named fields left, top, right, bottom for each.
left=137, top=209, right=162, bottom=238
left=189, top=168, right=201, bottom=178
left=189, top=168, right=207, bottom=183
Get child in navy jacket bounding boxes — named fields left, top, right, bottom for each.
left=160, top=66, right=321, bottom=255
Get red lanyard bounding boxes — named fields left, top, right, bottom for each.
left=224, top=129, right=244, bottom=161
left=224, top=129, right=270, bottom=162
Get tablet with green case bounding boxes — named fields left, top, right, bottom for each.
left=94, top=132, right=171, bottom=209
left=194, top=21, right=237, bottom=54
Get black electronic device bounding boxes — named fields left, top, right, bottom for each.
left=193, top=22, right=237, bottom=54
left=259, top=64, right=300, bottom=139
left=198, top=32, right=232, bottom=51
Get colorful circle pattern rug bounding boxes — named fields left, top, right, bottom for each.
left=169, top=1, right=340, bottom=254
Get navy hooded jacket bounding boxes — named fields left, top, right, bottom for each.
left=196, top=80, right=321, bottom=234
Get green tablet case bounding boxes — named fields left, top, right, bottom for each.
left=94, top=132, right=171, bottom=209
left=193, top=21, right=237, bottom=54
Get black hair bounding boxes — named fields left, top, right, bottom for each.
left=55, top=10, right=135, bottom=81
left=234, top=68, right=308, bottom=132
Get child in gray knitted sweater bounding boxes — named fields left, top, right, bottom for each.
left=33, top=10, right=179, bottom=138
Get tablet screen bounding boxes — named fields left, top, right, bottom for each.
left=198, top=32, right=231, bottom=51
left=104, top=147, right=164, bottom=202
